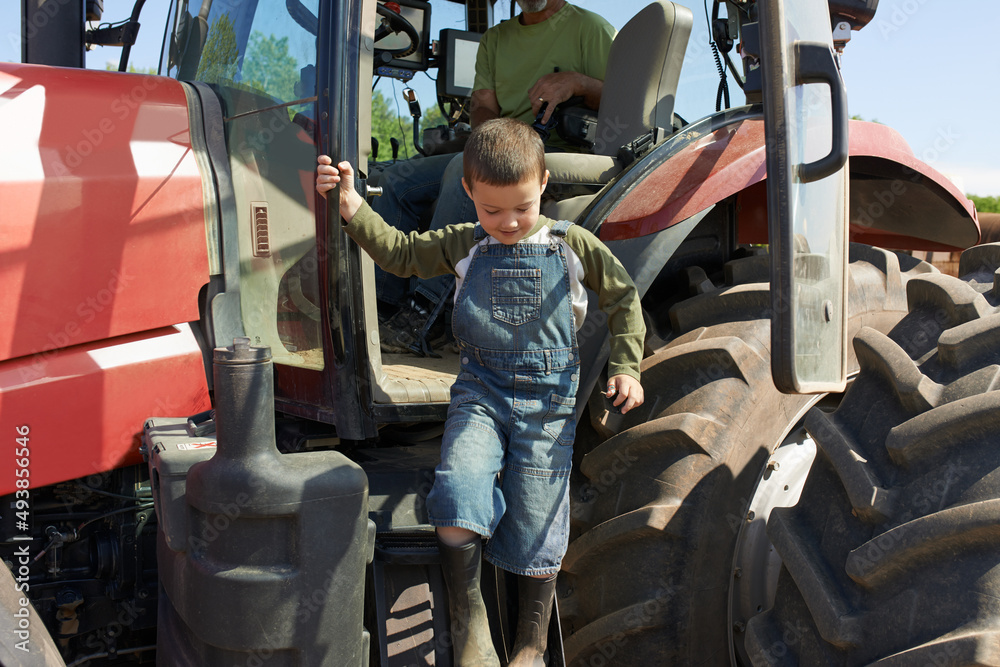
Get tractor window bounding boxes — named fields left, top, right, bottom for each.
left=163, top=0, right=325, bottom=371
left=760, top=0, right=849, bottom=393
left=163, top=0, right=318, bottom=115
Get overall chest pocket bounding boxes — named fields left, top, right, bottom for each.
left=491, top=268, right=542, bottom=325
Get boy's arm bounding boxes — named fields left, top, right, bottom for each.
left=564, top=226, right=645, bottom=381
left=316, top=157, right=475, bottom=278
left=346, top=203, right=475, bottom=279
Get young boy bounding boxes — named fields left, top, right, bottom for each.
left=317, top=118, right=644, bottom=666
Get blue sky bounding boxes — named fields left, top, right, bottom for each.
left=3, top=0, right=996, bottom=195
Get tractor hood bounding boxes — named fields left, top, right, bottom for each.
left=0, top=64, right=209, bottom=361
left=0, top=63, right=211, bottom=492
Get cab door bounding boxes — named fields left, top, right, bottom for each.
left=759, top=0, right=850, bottom=393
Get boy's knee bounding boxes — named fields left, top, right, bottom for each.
left=437, top=526, right=479, bottom=546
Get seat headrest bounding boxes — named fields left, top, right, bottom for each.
left=592, top=2, right=693, bottom=157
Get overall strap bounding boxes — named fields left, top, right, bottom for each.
left=548, top=219, right=572, bottom=251
left=473, top=224, right=488, bottom=242
left=549, top=220, right=572, bottom=238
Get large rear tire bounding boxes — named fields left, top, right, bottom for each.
left=744, top=244, right=1000, bottom=664
left=559, top=244, right=933, bottom=665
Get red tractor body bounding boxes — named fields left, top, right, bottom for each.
left=0, top=66, right=211, bottom=494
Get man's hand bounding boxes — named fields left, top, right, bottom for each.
left=316, top=155, right=364, bottom=222
left=606, top=374, right=644, bottom=415
left=529, top=71, right=604, bottom=124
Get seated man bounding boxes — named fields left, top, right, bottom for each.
left=373, top=0, right=615, bottom=355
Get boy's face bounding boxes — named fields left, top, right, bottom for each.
left=462, top=171, right=549, bottom=245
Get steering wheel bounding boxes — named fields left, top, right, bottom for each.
left=374, top=3, right=420, bottom=60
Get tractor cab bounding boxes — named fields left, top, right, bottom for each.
left=152, top=0, right=698, bottom=441
left=154, top=0, right=855, bottom=447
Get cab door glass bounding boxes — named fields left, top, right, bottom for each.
left=163, top=0, right=324, bottom=370
left=761, top=0, right=849, bottom=393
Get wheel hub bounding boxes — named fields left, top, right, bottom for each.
left=728, top=424, right=817, bottom=665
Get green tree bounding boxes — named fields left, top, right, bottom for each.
left=369, top=91, right=455, bottom=161
left=370, top=90, right=414, bottom=159
left=196, top=13, right=239, bottom=84
left=242, top=31, right=300, bottom=102
left=969, top=194, right=1000, bottom=214
left=105, top=63, right=158, bottom=75
left=423, top=103, right=446, bottom=129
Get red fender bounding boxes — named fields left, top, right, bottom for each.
left=600, top=119, right=979, bottom=252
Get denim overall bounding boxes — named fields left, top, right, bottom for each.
left=426, top=220, right=580, bottom=576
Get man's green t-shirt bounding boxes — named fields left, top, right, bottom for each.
left=472, top=3, right=616, bottom=151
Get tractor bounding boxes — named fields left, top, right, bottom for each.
left=2, top=0, right=997, bottom=665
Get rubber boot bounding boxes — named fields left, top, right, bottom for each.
left=507, top=573, right=557, bottom=667
left=438, top=538, right=500, bottom=667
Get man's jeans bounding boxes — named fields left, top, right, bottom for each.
left=371, top=152, right=476, bottom=308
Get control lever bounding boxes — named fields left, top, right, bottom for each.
left=605, top=389, right=623, bottom=415
left=390, top=137, right=400, bottom=163
left=402, top=87, right=425, bottom=155
left=532, top=101, right=558, bottom=143
left=532, top=95, right=588, bottom=145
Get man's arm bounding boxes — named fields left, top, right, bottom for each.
left=470, top=89, right=501, bottom=128
left=526, top=7, right=616, bottom=124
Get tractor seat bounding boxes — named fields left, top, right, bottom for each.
left=543, top=1, right=692, bottom=220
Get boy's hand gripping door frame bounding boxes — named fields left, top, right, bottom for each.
left=760, top=0, right=850, bottom=394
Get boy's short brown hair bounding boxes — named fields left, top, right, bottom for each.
left=463, top=118, right=546, bottom=188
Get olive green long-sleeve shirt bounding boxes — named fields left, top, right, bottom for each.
left=344, top=202, right=645, bottom=380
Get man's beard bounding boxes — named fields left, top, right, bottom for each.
left=516, top=0, right=550, bottom=14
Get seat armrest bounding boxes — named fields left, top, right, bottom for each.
left=545, top=153, right=622, bottom=187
